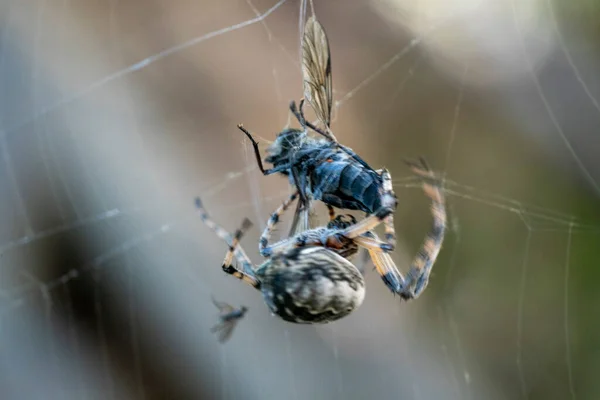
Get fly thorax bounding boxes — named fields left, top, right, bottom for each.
left=264, top=128, right=306, bottom=167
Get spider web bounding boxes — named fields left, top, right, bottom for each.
left=0, top=0, right=599, bottom=399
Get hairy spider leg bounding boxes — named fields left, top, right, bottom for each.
left=195, top=197, right=254, bottom=274
left=259, top=192, right=357, bottom=258
left=397, top=157, right=447, bottom=300
left=258, top=192, right=300, bottom=257
left=353, top=232, right=405, bottom=293
left=327, top=205, right=336, bottom=221
left=221, top=220, right=261, bottom=288
left=195, top=198, right=261, bottom=289
left=369, top=167, right=397, bottom=250
left=346, top=158, right=446, bottom=298
left=380, top=169, right=398, bottom=250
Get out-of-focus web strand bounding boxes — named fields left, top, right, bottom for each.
left=0, top=174, right=597, bottom=263
left=0, top=0, right=290, bottom=142
left=510, top=0, right=600, bottom=196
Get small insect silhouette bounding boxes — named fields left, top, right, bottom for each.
left=210, top=296, right=248, bottom=343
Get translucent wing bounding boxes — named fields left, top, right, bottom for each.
left=287, top=198, right=320, bottom=237
left=287, top=161, right=341, bottom=237
left=210, top=320, right=238, bottom=344
left=211, top=295, right=234, bottom=314
left=302, top=16, right=333, bottom=129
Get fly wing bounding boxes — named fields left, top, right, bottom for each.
left=217, top=321, right=237, bottom=343
left=287, top=165, right=338, bottom=238
left=211, top=295, right=235, bottom=314
left=211, top=320, right=238, bottom=344
left=302, top=16, right=333, bottom=129
left=287, top=198, right=320, bottom=237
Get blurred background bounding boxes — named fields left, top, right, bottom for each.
left=0, top=0, right=599, bottom=399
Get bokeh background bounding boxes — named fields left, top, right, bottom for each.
left=0, top=0, right=599, bottom=399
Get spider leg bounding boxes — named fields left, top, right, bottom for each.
left=338, top=209, right=392, bottom=245
left=379, top=169, right=398, bottom=250
left=221, top=219, right=261, bottom=289
left=352, top=233, right=393, bottom=253
left=397, top=158, right=447, bottom=300
left=327, top=205, right=336, bottom=221
left=261, top=230, right=328, bottom=257
left=238, top=124, right=282, bottom=176
left=352, top=233, right=405, bottom=294
left=259, top=192, right=300, bottom=257
left=261, top=192, right=349, bottom=257
left=195, top=198, right=260, bottom=289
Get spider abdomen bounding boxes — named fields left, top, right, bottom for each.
left=256, top=247, right=365, bottom=324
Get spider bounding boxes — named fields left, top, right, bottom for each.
left=195, top=198, right=366, bottom=324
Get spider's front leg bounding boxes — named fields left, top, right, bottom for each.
left=343, top=159, right=446, bottom=299
left=259, top=192, right=305, bottom=257
left=352, top=232, right=405, bottom=293
left=379, top=168, right=398, bottom=250
left=396, top=158, right=447, bottom=300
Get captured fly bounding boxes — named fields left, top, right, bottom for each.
left=237, top=16, right=447, bottom=299
left=210, top=296, right=248, bottom=343
left=238, top=16, right=403, bottom=294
